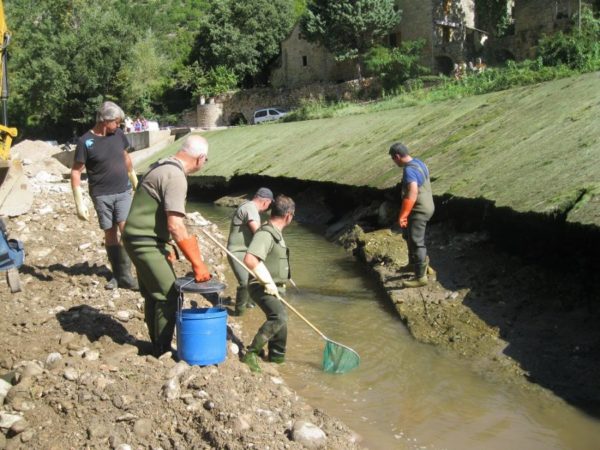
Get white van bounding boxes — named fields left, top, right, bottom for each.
left=253, top=107, right=288, bottom=124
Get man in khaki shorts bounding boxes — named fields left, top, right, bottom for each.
left=70, top=101, right=138, bottom=290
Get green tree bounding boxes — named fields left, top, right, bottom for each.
left=6, top=0, right=136, bottom=138
left=192, top=0, right=295, bottom=86
left=475, top=0, right=511, bottom=37
left=365, top=40, right=428, bottom=91
left=5, top=0, right=208, bottom=139
left=116, top=31, right=169, bottom=117
left=300, top=0, right=401, bottom=81
left=176, top=62, right=238, bottom=100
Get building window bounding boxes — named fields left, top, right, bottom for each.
left=302, top=55, right=308, bottom=66
left=389, top=32, right=399, bottom=47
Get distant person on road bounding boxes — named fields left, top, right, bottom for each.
left=227, top=187, right=274, bottom=316
left=242, top=195, right=295, bottom=373
left=389, top=143, right=435, bottom=288
left=122, top=135, right=212, bottom=357
left=70, top=101, right=139, bottom=291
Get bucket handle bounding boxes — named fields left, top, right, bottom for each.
left=177, top=278, right=195, bottom=313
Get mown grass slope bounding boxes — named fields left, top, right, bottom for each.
left=143, top=72, right=600, bottom=226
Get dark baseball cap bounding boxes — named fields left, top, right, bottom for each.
left=255, top=187, right=274, bottom=200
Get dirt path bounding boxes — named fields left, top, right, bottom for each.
left=0, top=142, right=360, bottom=449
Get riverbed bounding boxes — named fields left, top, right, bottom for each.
left=194, top=202, right=600, bottom=450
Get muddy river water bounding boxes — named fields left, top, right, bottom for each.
left=194, top=203, right=600, bottom=450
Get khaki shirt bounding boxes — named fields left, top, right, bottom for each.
left=227, top=201, right=261, bottom=253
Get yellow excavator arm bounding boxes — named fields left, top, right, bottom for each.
left=0, top=0, right=17, bottom=161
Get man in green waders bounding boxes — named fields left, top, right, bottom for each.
left=227, top=187, right=274, bottom=316
left=122, top=135, right=212, bottom=357
left=242, top=195, right=295, bottom=372
left=389, top=142, right=435, bottom=288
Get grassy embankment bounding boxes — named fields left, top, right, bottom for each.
left=139, top=71, right=600, bottom=227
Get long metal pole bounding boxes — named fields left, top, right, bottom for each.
left=197, top=227, right=328, bottom=339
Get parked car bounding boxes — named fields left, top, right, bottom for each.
left=253, top=107, right=288, bottom=124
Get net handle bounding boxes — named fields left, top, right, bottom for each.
left=197, top=227, right=328, bottom=340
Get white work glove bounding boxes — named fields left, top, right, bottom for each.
left=72, top=186, right=89, bottom=221
left=128, top=170, right=139, bottom=190
left=253, top=262, right=278, bottom=296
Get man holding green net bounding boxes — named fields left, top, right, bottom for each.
left=242, top=194, right=295, bottom=373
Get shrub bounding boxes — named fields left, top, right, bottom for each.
left=537, top=7, right=600, bottom=70
left=364, top=40, right=429, bottom=91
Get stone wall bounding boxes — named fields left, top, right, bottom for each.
left=182, top=79, right=381, bottom=128
left=126, top=130, right=171, bottom=151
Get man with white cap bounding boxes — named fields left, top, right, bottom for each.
left=227, top=187, right=274, bottom=316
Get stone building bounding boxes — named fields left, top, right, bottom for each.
left=270, top=0, right=593, bottom=85
left=270, top=23, right=355, bottom=88
left=490, top=0, right=592, bottom=61
left=270, top=1, right=489, bottom=83
left=396, top=0, right=486, bottom=75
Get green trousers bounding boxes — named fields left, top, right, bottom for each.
left=228, top=251, right=251, bottom=314
left=123, top=240, right=178, bottom=355
left=247, top=283, right=288, bottom=360
left=406, top=215, right=429, bottom=266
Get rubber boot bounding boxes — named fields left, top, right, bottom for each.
left=117, top=245, right=139, bottom=290
left=242, top=334, right=267, bottom=373
left=242, top=351, right=261, bottom=372
left=403, top=263, right=428, bottom=288
left=105, top=245, right=120, bottom=290
left=234, top=286, right=250, bottom=317
left=268, top=354, right=285, bottom=364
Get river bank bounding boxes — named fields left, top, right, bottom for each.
left=325, top=205, right=600, bottom=416
left=0, top=141, right=360, bottom=449
left=213, top=182, right=600, bottom=417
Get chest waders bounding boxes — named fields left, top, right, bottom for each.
left=123, top=163, right=183, bottom=356
left=227, top=202, right=257, bottom=316
left=244, top=223, right=291, bottom=371
left=402, top=162, right=435, bottom=287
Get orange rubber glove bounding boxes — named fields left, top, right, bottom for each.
left=398, top=198, right=416, bottom=228
left=176, top=236, right=211, bottom=282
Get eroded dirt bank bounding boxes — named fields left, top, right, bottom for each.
left=201, top=176, right=600, bottom=418
left=0, top=142, right=360, bottom=449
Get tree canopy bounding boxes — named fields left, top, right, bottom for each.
left=5, top=0, right=207, bottom=139
left=300, top=0, right=401, bottom=80
left=191, top=0, right=295, bottom=87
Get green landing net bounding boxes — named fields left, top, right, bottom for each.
left=322, top=340, right=360, bottom=374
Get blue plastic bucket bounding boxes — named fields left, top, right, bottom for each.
left=177, top=307, right=227, bottom=365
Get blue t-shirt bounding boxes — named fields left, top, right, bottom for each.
left=402, top=158, right=429, bottom=187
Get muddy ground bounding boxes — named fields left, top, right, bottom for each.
left=0, top=142, right=360, bottom=449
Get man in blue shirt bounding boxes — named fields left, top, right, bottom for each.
left=389, top=142, right=435, bottom=287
